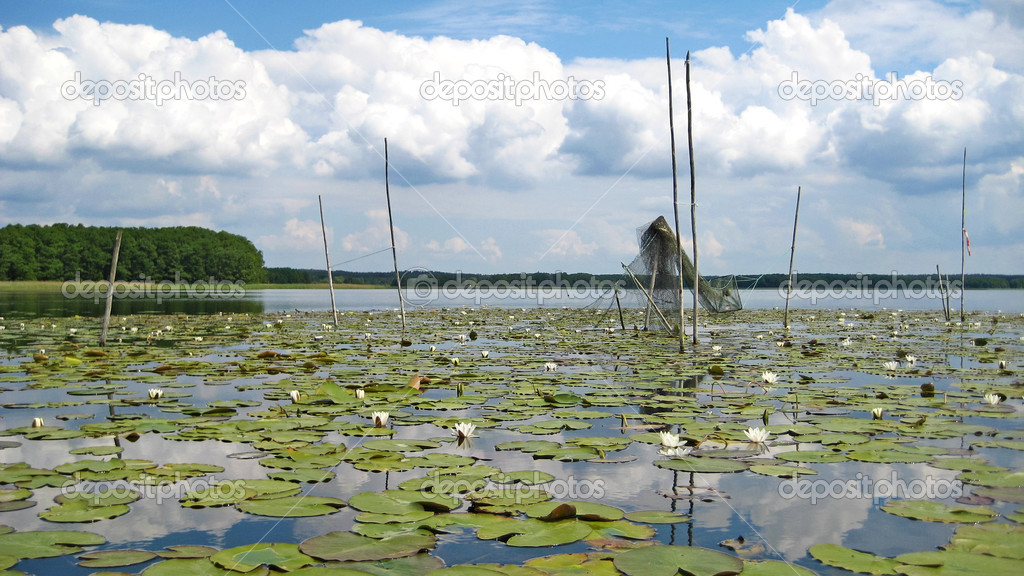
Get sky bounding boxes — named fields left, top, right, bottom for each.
left=0, top=0, right=1021, bottom=276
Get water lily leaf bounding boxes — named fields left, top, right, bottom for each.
left=894, top=550, right=1024, bottom=575
left=495, top=440, right=560, bottom=453
left=363, top=439, right=441, bottom=452
left=477, top=517, right=593, bottom=547
left=741, top=559, right=820, bottom=575
left=77, top=549, right=157, bottom=568
left=946, top=523, right=1024, bottom=558
left=957, top=469, right=1024, bottom=488
left=69, top=446, right=123, bottom=456
left=972, top=486, right=1024, bottom=504
left=524, top=501, right=623, bottom=521
left=490, top=471, right=555, bottom=485
left=654, top=457, right=750, bottom=473
left=613, top=544, right=743, bottom=576
left=524, top=553, right=618, bottom=575
left=40, top=500, right=131, bottom=522
left=881, top=500, right=997, bottom=523
left=139, top=558, right=233, bottom=575
left=0, top=529, right=106, bottom=559
left=210, top=542, right=314, bottom=573
left=236, top=495, right=346, bottom=517
left=807, top=543, right=899, bottom=575
left=158, top=545, right=218, bottom=558
left=749, top=464, right=818, bottom=478
left=299, top=531, right=436, bottom=562
left=326, top=554, right=445, bottom=575
left=776, top=451, right=847, bottom=463
left=846, top=449, right=933, bottom=464
left=623, top=510, right=691, bottom=524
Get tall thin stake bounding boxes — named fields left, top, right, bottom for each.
left=99, top=229, right=122, bottom=347
left=319, top=195, right=339, bottom=327
left=684, top=50, right=699, bottom=346
left=666, top=38, right=685, bottom=352
left=784, top=186, right=802, bottom=329
left=959, top=147, right=967, bottom=323
left=384, top=139, right=407, bottom=334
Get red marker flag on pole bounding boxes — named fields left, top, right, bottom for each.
left=963, top=228, right=971, bottom=256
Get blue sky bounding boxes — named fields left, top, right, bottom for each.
left=0, top=1, right=1021, bottom=275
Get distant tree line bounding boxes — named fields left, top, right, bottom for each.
left=0, top=224, right=266, bottom=283
left=265, top=268, right=1024, bottom=290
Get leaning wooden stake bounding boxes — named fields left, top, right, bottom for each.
left=623, top=262, right=673, bottom=332
left=384, top=139, right=407, bottom=334
left=99, top=229, right=122, bottom=347
left=783, top=186, right=802, bottom=329
left=666, top=38, right=685, bottom=352
left=319, top=195, right=339, bottom=327
left=936, top=264, right=950, bottom=321
left=684, top=50, right=699, bottom=346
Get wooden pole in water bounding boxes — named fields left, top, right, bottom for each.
left=784, top=186, right=802, bottom=329
left=959, top=147, right=967, bottom=324
left=614, top=287, right=626, bottom=330
left=384, top=138, right=407, bottom=334
left=936, top=264, right=950, bottom=321
left=319, top=195, right=339, bottom=327
left=99, top=229, right=122, bottom=347
left=684, top=50, right=700, bottom=347
left=666, top=39, right=685, bottom=352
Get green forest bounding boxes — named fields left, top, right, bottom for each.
left=0, top=224, right=266, bottom=283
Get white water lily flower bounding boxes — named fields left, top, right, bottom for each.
left=711, top=345, right=722, bottom=353
left=372, top=411, right=390, bottom=427
left=429, top=345, right=436, bottom=352
left=659, top=446, right=693, bottom=458
left=905, top=355, right=916, bottom=365
left=453, top=421, right=477, bottom=439
left=871, top=407, right=883, bottom=420
left=480, top=350, right=489, bottom=358
left=743, top=427, right=770, bottom=444
left=756, top=334, right=764, bottom=341
left=450, top=357, right=460, bottom=367
left=998, top=360, right=1007, bottom=370
left=194, top=336, right=203, bottom=342
left=983, top=393, right=1001, bottom=406
left=762, top=371, right=778, bottom=385
left=148, top=388, right=163, bottom=400
left=457, top=334, right=468, bottom=343
left=32, top=417, right=44, bottom=428
left=544, top=362, right=558, bottom=372
left=883, top=361, right=899, bottom=371
left=841, top=338, right=852, bottom=347
left=355, top=389, right=365, bottom=400
left=659, top=431, right=683, bottom=448
left=289, top=390, right=300, bottom=403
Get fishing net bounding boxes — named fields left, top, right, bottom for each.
left=622, top=216, right=741, bottom=329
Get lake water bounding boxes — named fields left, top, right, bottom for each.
left=0, top=302, right=1021, bottom=575
left=1, top=287, right=1020, bottom=317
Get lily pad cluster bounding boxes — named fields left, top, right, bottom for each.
left=0, top=306, right=1021, bottom=575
